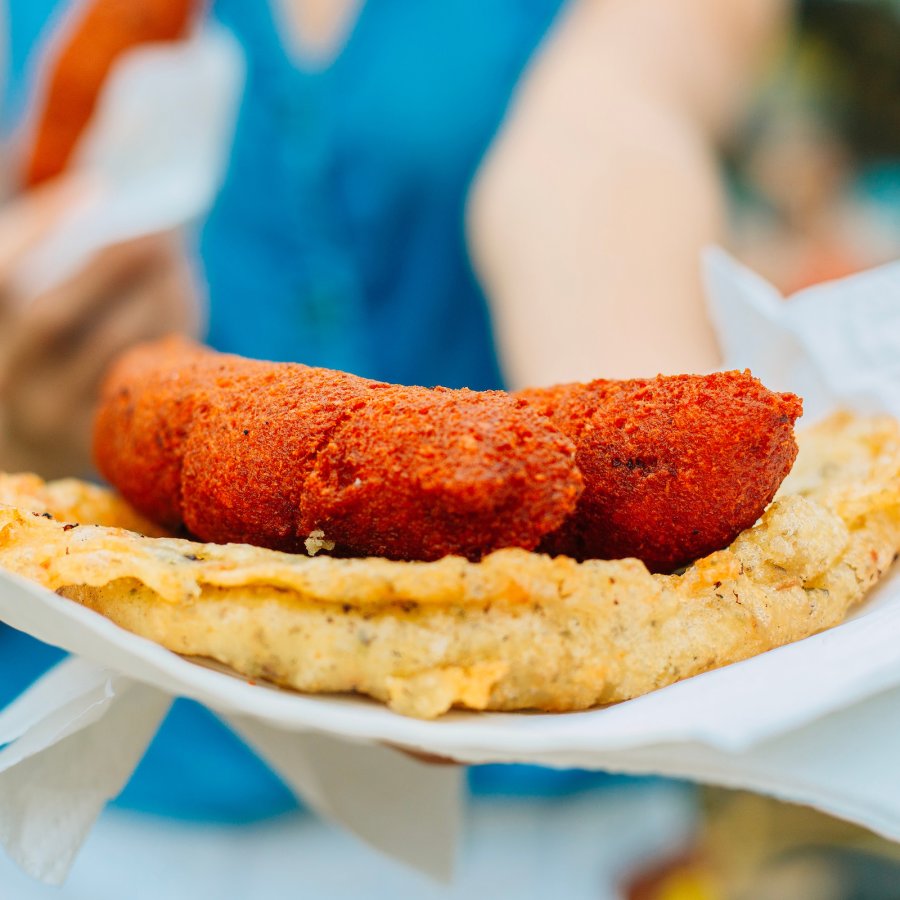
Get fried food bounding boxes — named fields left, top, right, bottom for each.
left=518, top=374, right=803, bottom=571
left=24, top=0, right=196, bottom=186
left=93, top=337, right=583, bottom=561
left=0, top=472, right=165, bottom=535
left=93, top=338, right=801, bottom=571
left=2, top=413, right=899, bottom=719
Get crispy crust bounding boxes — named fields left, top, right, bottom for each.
left=93, top=338, right=802, bottom=570
left=1, top=413, right=899, bottom=719
left=0, top=473, right=166, bottom=535
left=519, top=373, right=802, bottom=571
left=93, top=337, right=584, bottom=561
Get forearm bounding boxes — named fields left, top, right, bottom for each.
left=468, top=0, right=788, bottom=387
left=470, top=86, right=723, bottom=386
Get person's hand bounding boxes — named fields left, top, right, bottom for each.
left=388, top=745, right=459, bottom=766
left=0, top=182, right=203, bottom=478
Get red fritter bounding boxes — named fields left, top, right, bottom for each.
left=94, top=337, right=583, bottom=560
left=303, top=385, right=581, bottom=560
left=24, top=0, right=197, bottom=186
left=517, top=373, right=802, bottom=572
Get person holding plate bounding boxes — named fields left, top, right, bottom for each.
left=0, top=0, right=786, bottom=895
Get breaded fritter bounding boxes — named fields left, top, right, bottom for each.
left=94, top=339, right=801, bottom=569
left=518, top=374, right=802, bottom=572
left=94, top=337, right=583, bottom=561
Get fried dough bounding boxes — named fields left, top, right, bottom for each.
left=1, top=413, right=898, bottom=719
left=93, top=338, right=801, bottom=570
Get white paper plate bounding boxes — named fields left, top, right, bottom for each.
left=3, top=563, right=900, bottom=761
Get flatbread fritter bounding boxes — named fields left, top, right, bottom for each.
left=0, top=412, right=898, bottom=719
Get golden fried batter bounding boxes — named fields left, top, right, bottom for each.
left=1, top=413, right=898, bottom=719
left=0, top=473, right=165, bottom=535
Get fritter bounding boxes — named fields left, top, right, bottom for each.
left=3, top=413, right=899, bottom=718
left=94, top=339, right=800, bottom=570
left=93, top=337, right=583, bottom=561
left=517, top=374, right=803, bottom=572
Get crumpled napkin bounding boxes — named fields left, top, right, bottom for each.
left=14, top=25, right=243, bottom=298
left=705, top=247, right=900, bottom=420
left=0, top=650, right=462, bottom=885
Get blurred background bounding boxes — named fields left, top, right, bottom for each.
left=0, top=0, right=898, bottom=898
left=729, top=0, right=900, bottom=294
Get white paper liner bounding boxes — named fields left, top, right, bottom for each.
left=1, top=249, right=899, bottom=882
left=14, top=25, right=244, bottom=298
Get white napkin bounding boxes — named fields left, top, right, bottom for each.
left=705, top=247, right=900, bottom=420
left=227, top=718, right=461, bottom=882
left=0, top=658, right=170, bottom=884
left=14, top=24, right=244, bottom=297
left=0, top=637, right=462, bottom=886
left=522, top=684, right=900, bottom=844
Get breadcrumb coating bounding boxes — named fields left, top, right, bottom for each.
left=518, top=374, right=802, bottom=571
left=94, top=339, right=800, bottom=570
left=94, top=337, right=583, bottom=560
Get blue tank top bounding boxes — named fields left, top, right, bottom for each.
left=1, top=0, right=629, bottom=821
left=201, top=0, right=561, bottom=390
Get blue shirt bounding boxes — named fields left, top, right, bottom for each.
left=1, top=0, right=627, bottom=821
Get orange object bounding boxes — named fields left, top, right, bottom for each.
left=93, top=337, right=583, bottom=561
left=94, top=338, right=801, bottom=569
left=23, top=0, right=198, bottom=187
left=517, top=374, right=801, bottom=572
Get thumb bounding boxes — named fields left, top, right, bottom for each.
left=0, top=175, right=98, bottom=274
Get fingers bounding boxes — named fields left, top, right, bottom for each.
left=0, top=233, right=200, bottom=477
left=7, top=256, right=196, bottom=432
left=8, top=289, right=148, bottom=445
left=384, top=744, right=460, bottom=766
left=2, top=233, right=179, bottom=363
left=0, top=176, right=94, bottom=274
